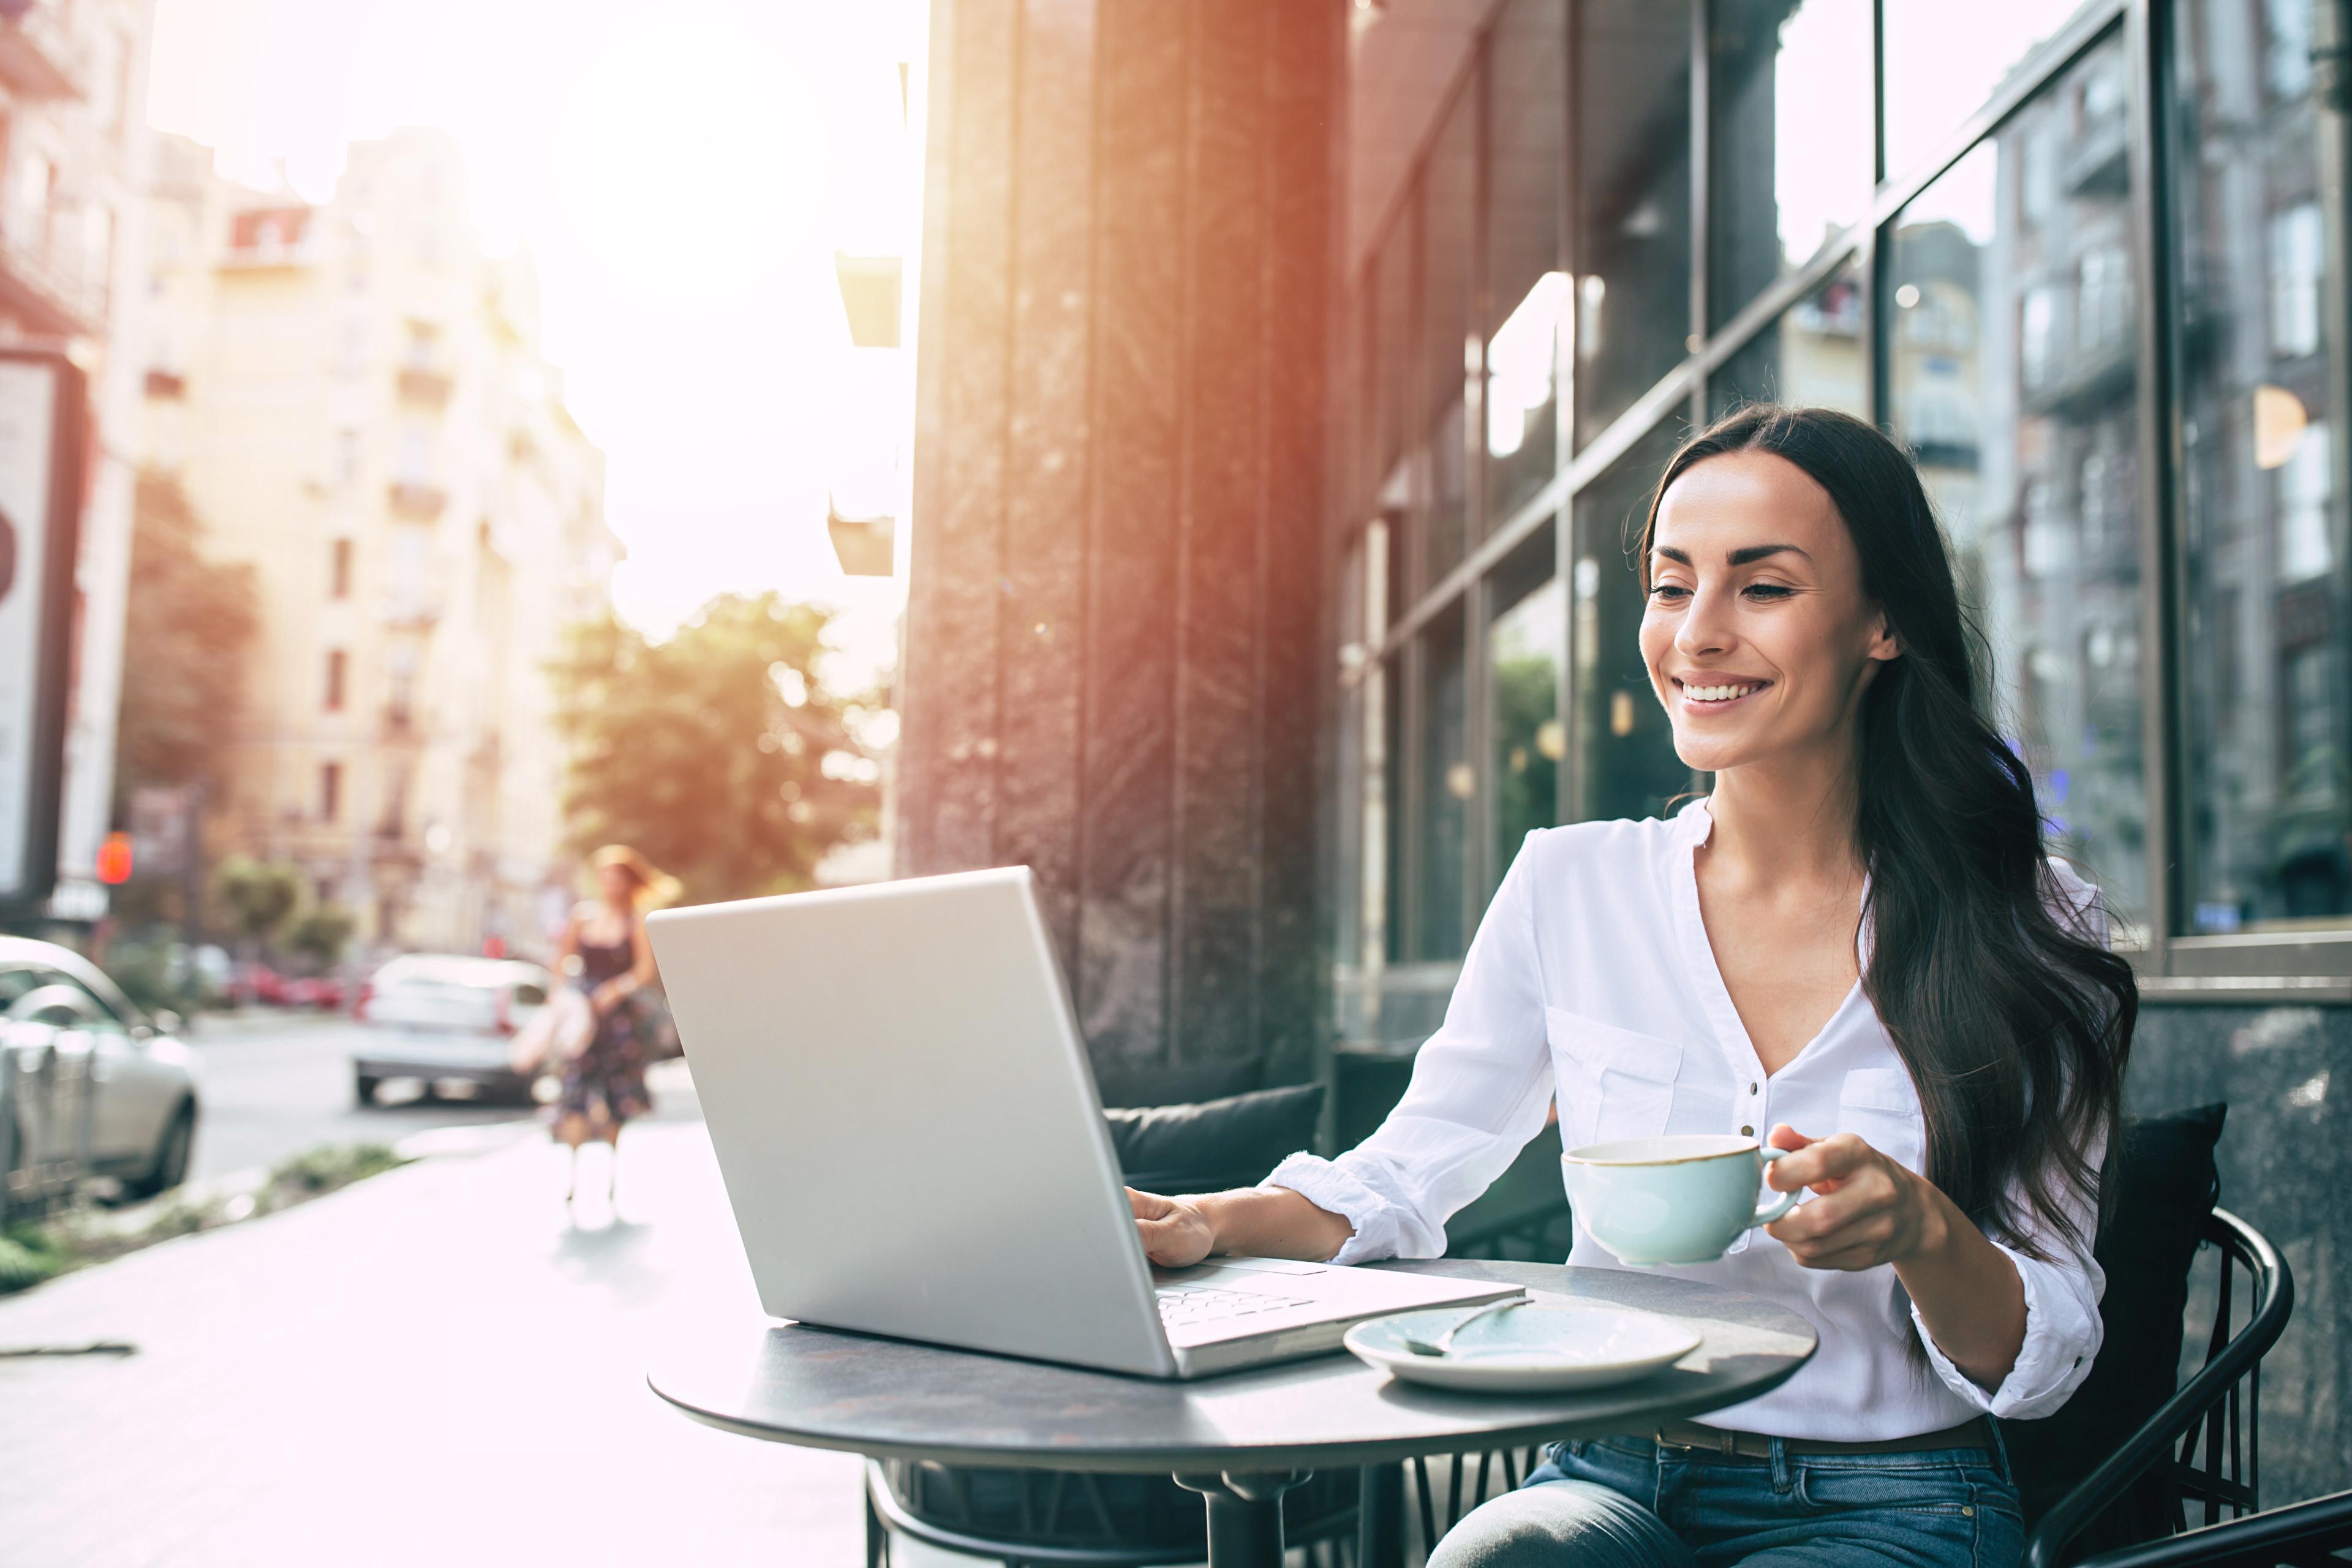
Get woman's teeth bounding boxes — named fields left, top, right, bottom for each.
left=1684, top=682, right=1762, bottom=703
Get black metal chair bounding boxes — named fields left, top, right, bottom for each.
left=2025, top=1208, right=2296, bottom=1567
left=2067, top=1490, right=2352, bottom=1568
left=863, top=1457, right=1362, bottom=1567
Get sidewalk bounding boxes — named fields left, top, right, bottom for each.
left=0, top=1072, right=867, bottom=1567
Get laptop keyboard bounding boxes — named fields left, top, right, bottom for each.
left=1156, top=1284, right=1314, bottom=1329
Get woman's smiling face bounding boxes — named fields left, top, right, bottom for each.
left=1638, top=450, right=1901, bottom=776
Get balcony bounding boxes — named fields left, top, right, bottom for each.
left=396, top=364, right=453, bottom=407
left=219, top=207, right=318, bottom=272
left=0, top=4, right=85, bottom=100
left=0, top=210, right=104, bottom=334
left=388, top=481, right=448, bottom=520
left=378, top=592, right=443, bottom=629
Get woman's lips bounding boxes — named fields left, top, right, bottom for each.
left=1673, top=677, right=1771, bottom=710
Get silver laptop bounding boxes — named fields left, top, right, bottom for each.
left=647, top=865, right=1518, bottom=1378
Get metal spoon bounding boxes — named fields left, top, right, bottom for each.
left=1400, top=1295, right=1529, bottom=1357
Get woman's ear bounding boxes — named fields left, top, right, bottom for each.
left=1864, top=607, right=1902, bottom=663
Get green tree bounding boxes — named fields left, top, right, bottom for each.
left=285, top=905, right=356, bottom=968
left=113, top=471, right=258, bottom=810
left=212, top=856, right=303, bottom=954
left=548, top=593, right=880, bottom=903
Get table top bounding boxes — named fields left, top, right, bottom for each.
left=649, top=1259, right=1818, bottom=1474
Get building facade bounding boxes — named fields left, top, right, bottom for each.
left=900, top=0, right=2350, bottom=1493
left=143, top=129, right=616, bottom=956
left=0, top=0, right=158, bottom=921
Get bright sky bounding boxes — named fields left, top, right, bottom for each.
left=145, top=0, right=924, bottom=690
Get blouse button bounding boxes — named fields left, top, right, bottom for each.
left=1740, top=1124, right=1755, bottom=1137
left=1749, top=1082, right=1758, bottom=1095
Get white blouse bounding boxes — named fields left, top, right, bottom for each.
left=1267, top=798, right=2107, bottom=1441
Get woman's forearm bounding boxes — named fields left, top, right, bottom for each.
left=1893, top=1183, right=2028, bottom=1390
left=1194, top=1185, right=1355, bottom=1263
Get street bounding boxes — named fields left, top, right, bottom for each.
left=0, top=1058, right=881, bottom=1567
left=183, top=1012, right=540, bottom=1184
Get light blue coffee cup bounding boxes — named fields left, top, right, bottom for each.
left=1561, top=1133, right=1801, bottom=1265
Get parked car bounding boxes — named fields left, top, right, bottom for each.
left=351, top=955, right=553, bottom=1106
left=225, top=962, right=288, bottom=1007
left=280, top=974, right=347, bottom=1011
left=0, top=937, right=201, bottom=1204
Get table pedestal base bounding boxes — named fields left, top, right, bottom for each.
left=1174, top=1469, right=1309, bottom=1568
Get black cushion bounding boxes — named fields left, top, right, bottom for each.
left=1093, top=1054, right=1264, bottom=1110
left=1104, top=1082, right=1325, bottom=1194
left=2005, top=1102, right=2228, bottom=1551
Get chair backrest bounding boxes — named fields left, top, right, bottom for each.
left=1101, top=1082, right=1325, bottom=1194
left=2008, top=1104, right=2229, bottom=1547
left=2023, top=1207, right=2294, bottom=1568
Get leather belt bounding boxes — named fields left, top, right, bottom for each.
left=1649, top=1415, right=1995, bottom=1460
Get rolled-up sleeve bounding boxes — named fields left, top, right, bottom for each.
left=1263, top=835, right=1556, bottom=1265
left=1911, top=1226, right=2106, bottom=1419
left=1915, top=856, right=2114, bottom=1417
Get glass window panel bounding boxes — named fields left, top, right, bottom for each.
left=1486, top=0, right=1569, bottom=524
left=1575, top=0, right=1692, bottom=447
left=1709, top=256, right=1868, bottom=417
left=1415, top=604, right=1471, bottom=959
left=1888, top=34, right=2149, bottom=934
left=2170, top=0, right=2351, bottom=932
left=1571, top=422, right=1692, bottom=822
left=1707, top=0, right=1874, bottom=329
left=1883, top=0, right=2101, bottom=183
left=1490, top=523, right=1565, bottom=881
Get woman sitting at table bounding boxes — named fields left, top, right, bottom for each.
left=1128, top=404, right=2135, bottom=1568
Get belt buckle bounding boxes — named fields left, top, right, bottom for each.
left=1653, top=1425, right=1738, bottom=1457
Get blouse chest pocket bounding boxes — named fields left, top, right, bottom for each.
left=1836, top=1066, right=1927, bottom=1174
left=1545, top=1009, right=1683, bottom=1152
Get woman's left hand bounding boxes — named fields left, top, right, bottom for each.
left=1760, top=1123, right=1945, bottom=1271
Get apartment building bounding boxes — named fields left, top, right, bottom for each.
left=144, top=127, right=617, bottom=955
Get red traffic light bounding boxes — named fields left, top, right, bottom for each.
left=96, top=830, right=133, bottom=885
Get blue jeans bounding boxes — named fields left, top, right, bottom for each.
left=1425, top=1431, right=2024, bottom=1568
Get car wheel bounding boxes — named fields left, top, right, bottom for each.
left=130, top=1101, right=196, bottom=1199
left=354, top=1071, right=380, bottom=1107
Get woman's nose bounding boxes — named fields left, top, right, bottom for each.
left=1674, top=584, right=1736, bottom=657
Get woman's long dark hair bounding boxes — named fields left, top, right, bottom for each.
left=1638, top=404, right=2136, bottom=1257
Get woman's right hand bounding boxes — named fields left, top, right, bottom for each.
left=1128, top=1188, right=1217, bottom=1268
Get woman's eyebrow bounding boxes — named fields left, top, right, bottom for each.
left=1650, top=543, right=1814, bottom=566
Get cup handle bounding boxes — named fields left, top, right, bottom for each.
left=1751, top=1147, right=1801, bottom=1227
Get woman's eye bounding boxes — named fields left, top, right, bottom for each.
left=1743, top=582, right=1796, bottom=601
left=1649, top=584, right=1692, bottom=603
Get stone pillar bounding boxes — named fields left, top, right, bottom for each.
left=899, top=0, right=1341, bottom=1091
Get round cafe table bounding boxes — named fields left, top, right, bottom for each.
left=650, top=1257, right=1817, bottom=1568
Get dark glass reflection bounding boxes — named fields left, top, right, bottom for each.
left=1371, top=200, right=1415, bottom=493
left=1708, top=0, right=1873, bottom=330
left=1888, top=34, right=2149, bottom=932
left=2171, top=0, right=2351, bottom=930
left=1382, top=649, right=1406, bottom=964
left=1710, top=258, right=1867, bottom=417
left=1415, top=604, right=1471, bottom=959
left=1571, top=423, right=1691, bottom=822
left=1424, top=89, right=1476, bottom=584
left=1490, top=524, right=1564, bottom=882
left=1486, top=0, right=1569, bottom=523
left=1575, top=0, right=1692, bottom=447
